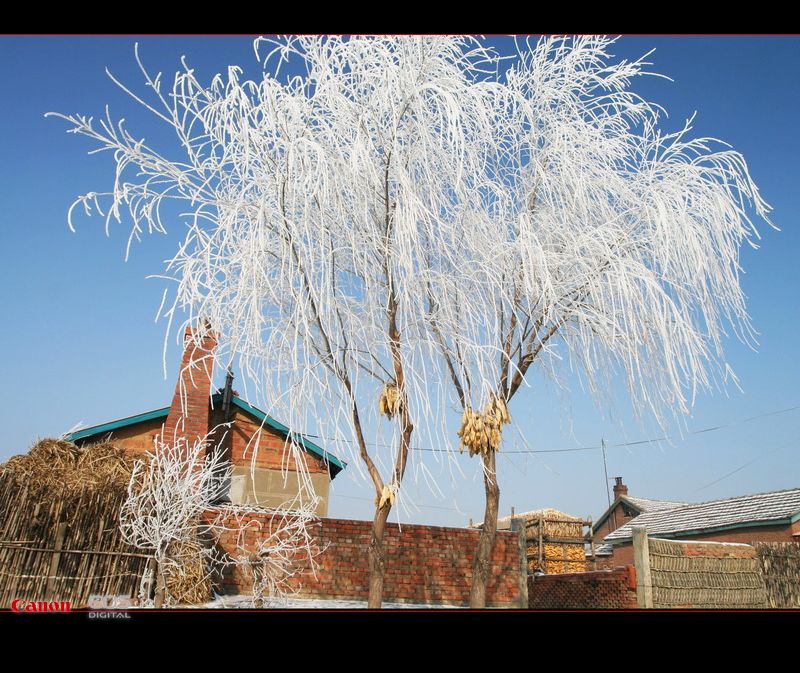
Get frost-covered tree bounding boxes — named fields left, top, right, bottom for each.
left=52, top=35, right=772, bottom=609
left=51, top=35, right=505, bottom=608
left=424, top=35, right=773, bottom=606
left=120, top=435, right=230, bottom=607
left=121, top=433, right=322, bottom=607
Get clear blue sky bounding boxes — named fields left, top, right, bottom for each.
left=1, top=35, right=798, bottom=528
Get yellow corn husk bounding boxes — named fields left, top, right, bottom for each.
left=520, top=508, right=587, bottom=574
left=378, top=381, right=402, bottom=420
left=377, top=482, right=397, bottom=509
left=457, top=396, right=512, bottom=457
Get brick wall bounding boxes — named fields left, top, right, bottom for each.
left=211, top=407, right=327, bottom=474
left=527, top=567, right=637, bottom=609
left=88, top=407, right=329, bottom=474
left=208, top=511, right=524, bottom=607
left=593, top=503, right=636, bottom=544
left=100, top=417, right=165, bottom=457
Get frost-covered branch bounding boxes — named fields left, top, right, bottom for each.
left=120, top=434, right=230, bottom=606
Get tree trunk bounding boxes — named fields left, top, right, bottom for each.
left=469, top=449, right=499, bottom=608
left=367, top=504, right=392, bottom=608
left=154, top=566, right=167, bottom=608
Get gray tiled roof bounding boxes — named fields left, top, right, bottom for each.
left=591, top=543, right=614, bottom=556
left=623, top=495, right=688, bottom=512
left=592, top=494, right=689, bottom=534
left=605, top=487, right=800, bottom=543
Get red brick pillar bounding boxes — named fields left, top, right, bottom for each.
left=163, top=324, right=218, bottom=452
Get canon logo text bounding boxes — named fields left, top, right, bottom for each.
left=11, top=599, right=72, bottom=612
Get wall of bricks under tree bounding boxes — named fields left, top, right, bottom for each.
left=527, top=566, right=638, bottom=609
left=208, top=511, right=524, bottom=607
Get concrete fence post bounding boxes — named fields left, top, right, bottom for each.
left=510, top=517, right=528, bottom=609
left=632, top=526, right=653, bottom=608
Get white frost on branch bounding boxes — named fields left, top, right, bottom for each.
left=119, top=433, right=230, bottom=606
left=213, top=498, right=324, bottom=608
left=52, top=35, right=773, bottom=508
left=120, top=433, right=322, bottom=607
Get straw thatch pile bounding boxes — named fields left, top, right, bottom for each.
left=1, top=437, right=137, bottom=496
left=648, top=538, right=767, bottom=608
left=0, top=439, right=147, bottom=608
left=163, top=528, right=213, bottom=605
left=1, top=438, right=212, bottom=606
left=754, top=542, right=800, bottom=608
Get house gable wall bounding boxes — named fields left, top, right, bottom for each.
left=76, top=417, right=164, bottom=457
left=594, top=501, right=637, bottom=542
left=75, top=406, right=332, bottom=515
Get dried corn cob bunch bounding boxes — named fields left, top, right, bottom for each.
left=378, top=381, right=402, bottom=419
left=373, top=481, right=398, bottom=508
left=486, top=394, right=511, bottom=426
left=457, top=395, right=511, bottom=457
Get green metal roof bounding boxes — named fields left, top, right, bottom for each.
left=64, top=395, right=345, bottom=478
left=66, top=407, right=170, bottom=442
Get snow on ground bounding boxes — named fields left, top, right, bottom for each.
left=202, top=595, right=463, bottom=609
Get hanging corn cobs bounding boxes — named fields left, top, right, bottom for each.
left=457, top=395, right=511, bottom=457
left=373, top=481, right=398, bottom=509
left=378, top=381, right=402, bottom=420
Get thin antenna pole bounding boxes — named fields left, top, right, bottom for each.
left=602, top=437, right=611, bottom=508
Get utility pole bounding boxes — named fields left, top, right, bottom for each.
left=601, top=437, right=611, bottom=508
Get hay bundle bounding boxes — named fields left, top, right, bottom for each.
left=753, top=542, right=800, bottom=608
left=163, top=530, right=212, bottom=605
left=1, top=438, right=219, bottom=606
left=457, top=395, right=511, bottom=457
left=1, top=438, right=137, bottom=495
left=378, top=381, right=402, bottom=419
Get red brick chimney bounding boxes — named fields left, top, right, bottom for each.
left=163, top=324, right=218, bottom=451
left=613, top=477, right=628, bottom=500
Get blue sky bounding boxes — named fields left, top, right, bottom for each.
left=1, top=35, right=798, bottom=527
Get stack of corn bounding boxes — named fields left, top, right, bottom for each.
left=523, top=508, right=587, bottom=574
left=457, top=395, right=511, bottom=457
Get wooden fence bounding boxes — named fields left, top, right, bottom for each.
left=632, top=528, right=768, bottom=609
left=0, top=472, right=153, bottom=608
left=754, top=541, right=800, bottom=608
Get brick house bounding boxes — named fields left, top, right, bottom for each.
left=591, top=477, right=686, bottom=552
left=65, top=326, right=345, bottom=515
left=591, top=479, right=800, bottom=567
